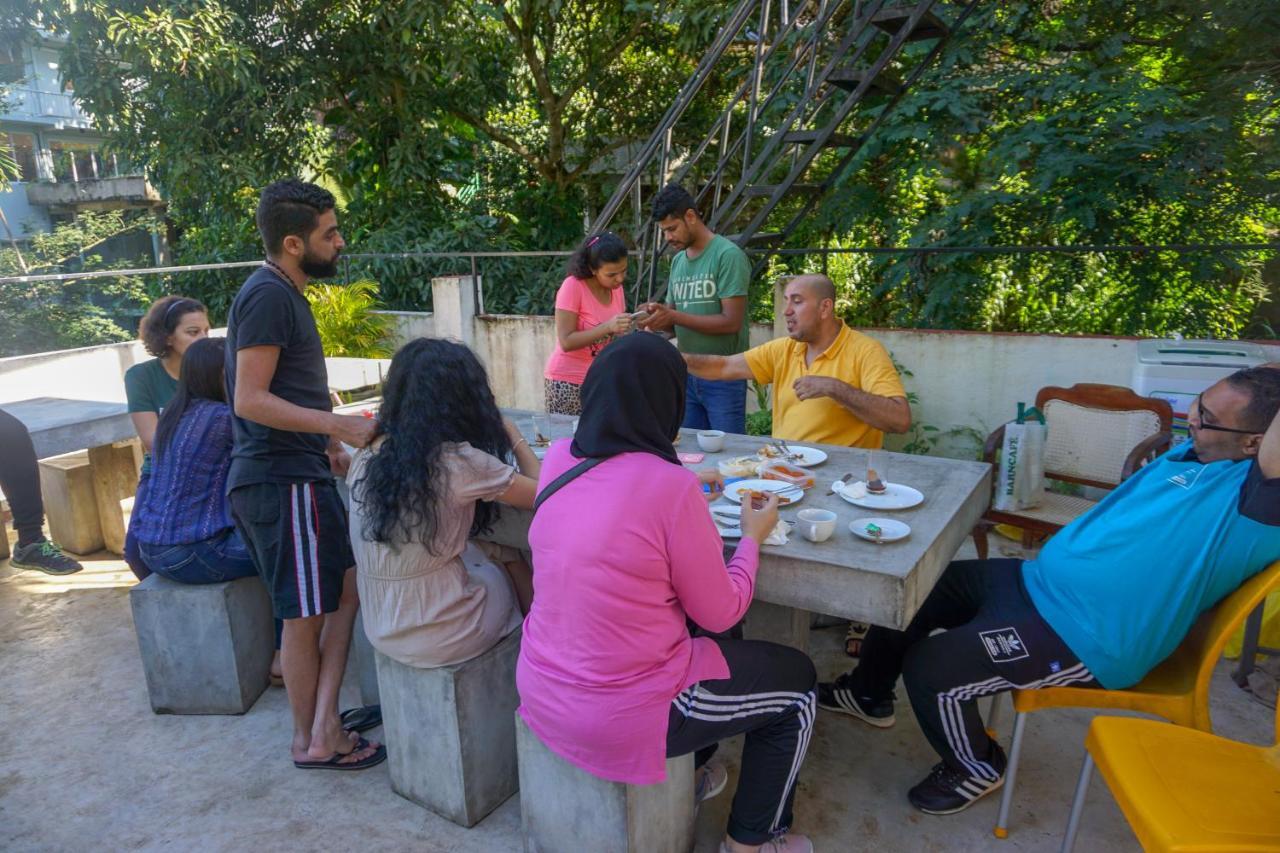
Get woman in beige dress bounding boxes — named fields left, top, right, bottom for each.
left=347, top=338, right=540, bottom=667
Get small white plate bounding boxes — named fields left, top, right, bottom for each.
left=760, top=445, right=828, bottom=467
left=710, top=505, right=742, bottom=539
left=724, top=478, right=805, bottom=506
left=851, top=517, right=911, bottom=543
left=836, top=482, right=924, bottom=510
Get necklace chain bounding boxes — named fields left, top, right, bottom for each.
left=262, top=258, right=300, bottom=290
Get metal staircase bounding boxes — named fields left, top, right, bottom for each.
left=590, top=0, right=981, bottom=303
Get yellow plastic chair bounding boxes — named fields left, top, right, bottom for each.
left=993, top=560, right=1280, bottom=839
left=1059, top=697, right=1280, bottom=851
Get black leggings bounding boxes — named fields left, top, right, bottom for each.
left=845, top=559, right=1096, bottom=778
left=0, top=409, right=45, bottom=546
left=667, top=638, right=817, bottom=846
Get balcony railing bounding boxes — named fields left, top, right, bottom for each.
left=2, top=86, right=90, bottom=126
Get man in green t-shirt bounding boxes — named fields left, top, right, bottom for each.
left=640, top=183, right=750, bottom=434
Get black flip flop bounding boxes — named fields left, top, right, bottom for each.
left=294, top=736, right=387, bottom=771
left=340, top=704, right=382, bottom=733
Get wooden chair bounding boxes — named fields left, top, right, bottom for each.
left=974, top=383, right=1172, bottom=559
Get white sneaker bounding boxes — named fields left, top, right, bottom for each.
left=695, top=760, right=729, bottom=803
left=719, top=833, right=814, bottom=853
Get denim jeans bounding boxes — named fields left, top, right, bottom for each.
left=683, top=375, right=747, bottom=434
left=138, top=529, right=258, bottom=585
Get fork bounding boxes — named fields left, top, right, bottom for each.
left=826, top=473, right=854, bottom=496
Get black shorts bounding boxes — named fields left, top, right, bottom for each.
left=229, top=480, right=355, bottom=620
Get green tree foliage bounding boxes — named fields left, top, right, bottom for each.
left=24, top=0, right=1280, bottom=337
left=0, top=211, right=153, bottom=355
left=788, top=0, right=1279, bottom=337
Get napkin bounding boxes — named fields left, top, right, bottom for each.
left=834, top=479, right=868, bottom=499
left=762, top=519, right=791, bottom=546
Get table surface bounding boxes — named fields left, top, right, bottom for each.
left=489, top=410, right=992, bottom=630
left=4, top=397, right=135, bottom=459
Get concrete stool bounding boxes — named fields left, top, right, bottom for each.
left=130, top=573, right=274, bottom=714
left=350, top=608, right=380, bottom=705
left=375, top=627, right=522, bottom=827
left=37, top=451, right=104, bottom=555
left=515, top=715, right=696, bottom=853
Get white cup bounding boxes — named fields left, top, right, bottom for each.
left=697, top=429, right=726, bottom=452
left=796, top=508, right=837, bottom=543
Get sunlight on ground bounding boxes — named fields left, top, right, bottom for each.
left=2, top=551, right=137, bottom=594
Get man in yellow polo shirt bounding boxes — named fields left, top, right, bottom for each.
left=682, top=274, right=910, bottom=447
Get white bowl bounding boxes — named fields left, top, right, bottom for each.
left=697, top=429, right=726, bottom=452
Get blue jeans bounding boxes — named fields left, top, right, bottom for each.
left=683, top=375, right=747, bottom=434
left=138, top=529, right=258, bottom=585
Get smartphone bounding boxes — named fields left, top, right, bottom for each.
left=630, top=310, right=651, bottom=323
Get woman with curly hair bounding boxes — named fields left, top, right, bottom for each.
left=125, top=295, right=210, bottom=452
left=348, top=338, right=540, bottom=668
left=542, top=231, right=632, bottom=415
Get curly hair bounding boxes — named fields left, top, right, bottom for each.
left=353, top=338, right=514, bottom=550
left=256, top=178, right=336, bottom=255
left=567, top=231, right=628, bottom=280
left=650, top=183, right=698, bottom=222
left=138, top=295, right=207, bottom=357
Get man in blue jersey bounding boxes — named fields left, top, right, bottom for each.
left=818, top=365, right=1280, bottom=815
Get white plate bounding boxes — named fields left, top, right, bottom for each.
left=850, top=517, right=911, bottom=543
left=760, top=445, right=828, bottom=467
left=724, top=478, right=805, bottom=506
left=710, top=505, right=742, bottom=539
left=836, top=481, right=924, bottom=510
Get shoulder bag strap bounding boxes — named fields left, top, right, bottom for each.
left=532, top=456, right=609, bottom=514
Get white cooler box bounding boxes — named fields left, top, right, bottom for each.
left=1131, top=339, right=1267, bottom=445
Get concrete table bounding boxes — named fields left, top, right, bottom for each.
left=486, top=412, right=991, bottom=651
left=4, top=397, right=140, bottom=555
left=325, top=357, right=391, bottom=393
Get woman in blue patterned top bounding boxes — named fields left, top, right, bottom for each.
left=130, top=337, right=256, bottom=584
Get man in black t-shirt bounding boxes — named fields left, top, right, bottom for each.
left=225, top=179, right=384, bottom=771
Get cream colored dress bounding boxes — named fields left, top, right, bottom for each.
left=348, top=440, right=524, bottom=668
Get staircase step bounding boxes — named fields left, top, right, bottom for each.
left=827, top=65, right=904, bottom=97
left=869, top=6, right=949, bottom=41
left=782, top=129, right=862, bottom=148
left=742, top=184, right=823, bottom=197
left=726, top=232, right=783, bottom=246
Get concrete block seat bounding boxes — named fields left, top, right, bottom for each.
left=129, top=573, right=274, bottom=714
left=374, top=626, right=522, bottom=827
left=515, top=715, right=696, bottom=853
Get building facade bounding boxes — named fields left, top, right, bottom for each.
left=1, top=32, right=163, bottom=262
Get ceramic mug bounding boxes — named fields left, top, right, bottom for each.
left=697, top=429, right=726, bottom=453
left=796, top=508, right=837, bottom=543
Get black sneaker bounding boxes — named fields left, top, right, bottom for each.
left=10, top=539, right=83, bottom=575
left=816, top=673, right=895, bottom=727
left=907, top=743, right=1007, bottom=815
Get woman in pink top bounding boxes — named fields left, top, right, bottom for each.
left=519, top=332, right=818, bottom=853
left=543, top=231, right=632, bottom=415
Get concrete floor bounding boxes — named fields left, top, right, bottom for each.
left=2, top=534, right=1274, bottom=853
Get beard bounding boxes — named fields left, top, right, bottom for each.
left=300, top=247, right=340, bottom=280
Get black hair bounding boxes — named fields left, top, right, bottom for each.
left=651, top=183, right=698, bottom=222
left=153, top=337, right=227, bottom=462
left=1225, top=366, right=1280, bottom=432
left=138, top=295, right=207, bottom=358
left=567, top=232, right=628, bottom=280
left=354, top=338, right=513, bottom=549
left=256, top=178, right=336, bottom=255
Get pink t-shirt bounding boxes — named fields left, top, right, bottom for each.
left=543, top=275, right=626, bottom=385
left=517, top=442, right=759, bottom=784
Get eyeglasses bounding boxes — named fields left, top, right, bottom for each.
left=1191, top=394, right=1261, bottom=435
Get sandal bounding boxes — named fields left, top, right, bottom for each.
left=294, top=736, right=387, bottom=771
left=845, top=622, right=870, bottom=657
left=340, top=704, right=383, bottom=733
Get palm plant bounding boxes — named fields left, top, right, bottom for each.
left=305, top=279, right=393, bottom=358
